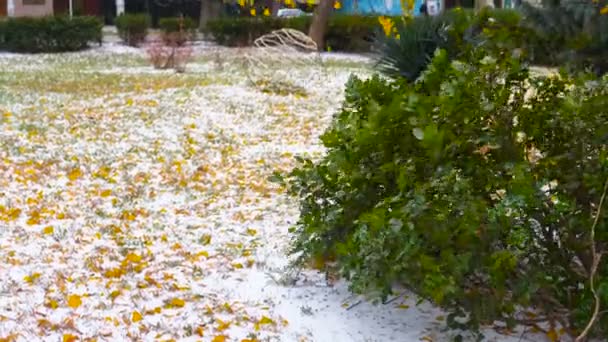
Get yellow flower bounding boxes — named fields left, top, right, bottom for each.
left=601, top=6, right=608, bottom=15
left=378, top=16, right=394, bottom=37
left=334, top=1, right=341, bottom=9
left=263, top=8, right=270, bottom=16
left=250, top=8, right=256, bottom=16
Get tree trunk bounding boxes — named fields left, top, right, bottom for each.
left=308, top=0, right=333, bottom=51
left=199, top=0, right=222, bottom=31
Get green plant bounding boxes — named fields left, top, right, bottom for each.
left=0, top=16, right=102, bottom=53
left=159, top=17, right=197, bottom=45
left=279, top=50, right=608, bottom=338
left=375, top=9, right=474, bottom=81
left=467, top=8, right=538, bottom=59
left=205, top=15, right=387, bottom=51
left=324, top=15, right=382, bottom=52
left=520, top=0, right=608, bottom=73
left=115, top=13, right=150, bottom=46
left=205, top=16, right=308, bottom=46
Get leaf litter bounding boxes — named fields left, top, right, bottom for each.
left=0, top=45, right=544, bottom=342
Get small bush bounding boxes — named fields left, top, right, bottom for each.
left=325, top=15, right=381, bottom=52
left=115, top=13, right=150, bottom=46
left=520, top=1, right=608, bottom=74
left=280, top=50, right=608, bottom=338
left=205, top=16, right=308, bottom=46
left=205, top=15, right=386, bottom=52
left=0, top=16, right=102, bottom=53
left=159, top=17, right=197, bottom=46
left=375, top=9, right=474, bottom=81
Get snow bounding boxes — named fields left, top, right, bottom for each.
left=0, top=45, right=548, bottom=342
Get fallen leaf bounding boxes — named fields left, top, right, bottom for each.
left=168, top=298, right=185, bottom=308
left=63, top=334, right=78, bottom=342
left=67, top=294, right=82, bottom=309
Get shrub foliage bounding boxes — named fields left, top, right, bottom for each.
left=0, top=16, right=102, bottom=53
left=281, top=50, right=608, bottom=338
left=205, top=15, right=386, bottom=52
left=115, top=13, right=150, bottom=46
left=159, top=17, right=197, bottom=45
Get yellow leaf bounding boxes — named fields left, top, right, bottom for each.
left=126, top=98, right=134, bottom=106
left=397, top=304, right=410, bottom=309
left=27, top=211, right=41, bottom=225
left=67, top=294, right=82, bottom=309
left=168, top=298, right=185, bottom=308
left=100, top=189, right=112, bottom=197
left=132, top=311, right=143, bottom=322
left=259, top=316, right=274, bottom=325
left=46, top=299, right=59, bottom=309
left=121, top=210, right=136, bottom=221
left=200, top=234, right=212, bottom=245
left=63, top=334, right=78, bottom=342
left=24, top=272, right=41, bottom=284
left=255, top=315, right=275, bottom=331
left=67, top=168, right=82, bottom=181
left=232, top=263, right=244, bottom=269
left=601, top=5, right=608, bottom=14
left=109, top=290, right=121, bottom=300
left=125, top=253, right=142, bottom=263
left=212, top=336, right=227, bottom=342
left=546, top=329, right=558, bottom=342
left=435, top=315, right=445, bottom=321
left=216, top=319, right=231, bottom=331
left=246, top=228, right=257, bottom=236
left=195, top=326, right=204, bottom=336
left=42, top=226, right=54, bottom=235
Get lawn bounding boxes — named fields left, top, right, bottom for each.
left=0, top=46, right=538, bottom=341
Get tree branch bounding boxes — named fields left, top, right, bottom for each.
left=575, top=176, right=608, bottom=342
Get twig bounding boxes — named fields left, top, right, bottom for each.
left=346, top=300, right=363, bottom=310
left=575, top=176, right=608, bottom=342
left=383, top=290, right=408, bottom=305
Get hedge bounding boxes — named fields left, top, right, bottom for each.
left=159, top=17, right=197, bottom=45
left=115, top=13, right=150, bottom=46
left=205, top=15, right=389, bottom=52
left=0, top=16, right=102, bottom=53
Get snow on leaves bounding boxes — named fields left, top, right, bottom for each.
left=0, top=46, right=355, bottom=341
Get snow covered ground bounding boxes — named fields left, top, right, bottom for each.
left=0, top=43, right=547, bottom=341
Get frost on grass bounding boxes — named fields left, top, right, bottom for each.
left=0, top=48, right=537, bottom=342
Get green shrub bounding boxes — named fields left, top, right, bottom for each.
left=467, top=8, right=539, bottom=58
left=375, top=9, right=474, bottom=81
left=325, top=15, right=381, bottom=52
left=520, top=1, right=608, bottom=74
left=205, top=15, right=385, bottom=52
left=159, top=17, right=198, bottom=45
left=0, top=16, right=102, bottom=53
left=280, top=50, right=608, bottom=338
left=115, top=13, right=150, bottom=46
left=205, top=16, right=309, bottom=46
left=159, top=16, right=197, bottom=33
